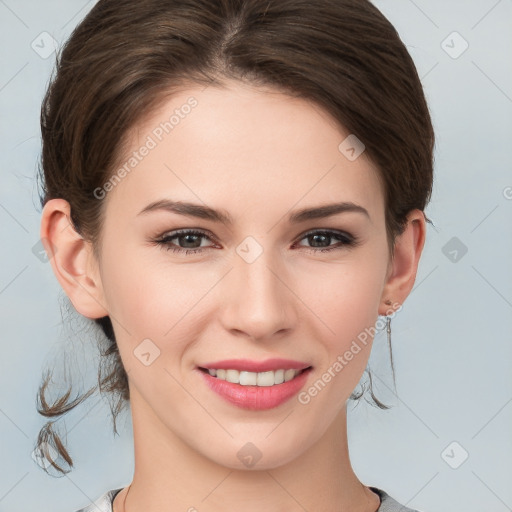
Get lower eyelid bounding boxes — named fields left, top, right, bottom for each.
left=297, top=230, right=355, bottom=247
left=158, top=232, right=214, bottom=249
left=156, top=229, right=356, bottom=253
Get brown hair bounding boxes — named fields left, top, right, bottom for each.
left=35, top=0, right=435, bottom=476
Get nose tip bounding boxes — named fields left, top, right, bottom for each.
left=220, top=250, right=296, bottom=341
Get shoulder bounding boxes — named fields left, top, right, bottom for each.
left=72, top=488, right=123, bottom=512
left=371, top=486, right=425, bottom=512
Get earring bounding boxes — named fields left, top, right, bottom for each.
left=384, top=299, right=392, bottom=346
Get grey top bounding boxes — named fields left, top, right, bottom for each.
left=73, top=486, right=423, bottom=511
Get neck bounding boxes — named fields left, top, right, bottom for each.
left=122, top=390, right=380, bottom=512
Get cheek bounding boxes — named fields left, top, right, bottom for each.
left=296, top=246, right=388, bottom=395
left=99, top=243, right=217, bottom=357
left=296, top=269, right=383, bottom=412
left=300, top=251, right=387, bottom=339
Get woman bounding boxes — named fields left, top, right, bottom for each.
left=35, top=0, right=434, bottom=510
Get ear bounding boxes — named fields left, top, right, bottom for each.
left=378, top=209, right=426, bottom=316
left=40, top=198, right=109, bottom=319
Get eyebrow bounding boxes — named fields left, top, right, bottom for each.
left=137, top=199, right=370, bottom=224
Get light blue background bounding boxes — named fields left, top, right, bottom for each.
left=0, top=1, right=511, bottom=511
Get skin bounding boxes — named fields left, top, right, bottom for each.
left=41, top=80, right=425, bottom=512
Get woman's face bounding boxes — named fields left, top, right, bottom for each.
left=95, top=81, right=393, bottom=469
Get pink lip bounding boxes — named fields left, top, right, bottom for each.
left=196, top=366, right=313, bottom=411
left=199, top=358, right=310, bottom=372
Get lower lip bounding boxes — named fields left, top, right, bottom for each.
left=197, top=368, right=312, bottom=410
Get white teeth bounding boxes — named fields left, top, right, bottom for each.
left=284, top=369, right=296, bottom=382
left=206, top=368, right=303, bottom=386
left=257, top=371, right=274, bottom=387
left=226, top=369, right=239, bottom=383
left=239, top=371, right=257, bottom=385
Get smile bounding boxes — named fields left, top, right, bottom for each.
left=199, top=367, right=309, bottom=387
left=197, top=363, right=313, bottom=410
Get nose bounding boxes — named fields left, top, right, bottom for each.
left=219, top=245, right=297, bottom=342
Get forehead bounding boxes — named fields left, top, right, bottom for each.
left=104, top=81, right=385, bottom=220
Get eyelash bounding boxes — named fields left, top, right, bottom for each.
left=153, top=229, right=359, bottom=255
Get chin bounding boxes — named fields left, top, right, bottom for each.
left=201, top=435, right=309, bottom=472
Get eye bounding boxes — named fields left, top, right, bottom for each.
left=294, top=229, right=358, bottom=253
left=153, top=228, right=359, bottom=256
left=154, top=229, right=217, bottom=255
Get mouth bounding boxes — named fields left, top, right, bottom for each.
left=196, top=361, right=313, bottom=411
left=196, top=358, right=313, bottom=410
left=198, top=366, right=312, bottom=387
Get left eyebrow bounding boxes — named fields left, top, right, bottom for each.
left=137, top=199, right=370, bottom=225
left=287, top=202, right=370, bottom=223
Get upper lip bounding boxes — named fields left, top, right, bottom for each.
left=199, top=358, right=312, bottom=372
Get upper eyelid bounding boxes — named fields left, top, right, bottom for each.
left=157, top=228, right=218, bottom=243
left=157, top=228, right=354, bottom=245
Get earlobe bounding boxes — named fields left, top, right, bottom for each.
left=378, top=209, right=426, bottom=316
left=40, top=198, right=109, bottom=319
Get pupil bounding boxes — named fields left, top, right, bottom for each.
left=182, top=234, right=200, bottom=248
left=310, top=234, right=329, bottom=248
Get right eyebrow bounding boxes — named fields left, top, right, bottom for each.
left=137, top=199, right=233, bottom=225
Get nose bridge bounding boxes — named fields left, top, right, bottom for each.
left=221, top=238, right=295, bottom=339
